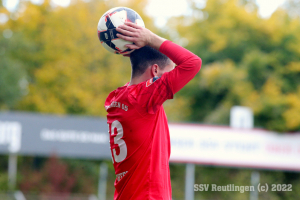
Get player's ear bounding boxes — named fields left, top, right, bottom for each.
left=151, top=64, right=159, bottom=77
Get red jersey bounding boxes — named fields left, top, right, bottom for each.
left=105, top=41, right=202, bottom=200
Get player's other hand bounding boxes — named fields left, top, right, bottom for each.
left=116, top=22, right=166, bottom=51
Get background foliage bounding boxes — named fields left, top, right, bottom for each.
left=1, top=0, right=300, bottom=199
left=167, top=0, right=300, bottom=132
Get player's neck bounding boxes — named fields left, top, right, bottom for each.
left=129, top=73, right=152, bottom=86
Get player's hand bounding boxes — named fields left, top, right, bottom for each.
left=116, top=22, right=166, bottom=51
left=116, top=22, right=152, bottom=49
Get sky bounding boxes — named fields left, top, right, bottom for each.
left=3, top=0, right=287, bottom=27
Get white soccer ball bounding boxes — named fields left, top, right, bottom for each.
left=97, top=7, right=145, bottom=55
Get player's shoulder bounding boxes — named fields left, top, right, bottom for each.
left=104, top=84, right=128, bottom=110
left=104, top=90, right=116, bottom=111
left=107, top=82, right=129, bottom=98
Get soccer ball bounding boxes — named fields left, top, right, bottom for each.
left=97, top=7, right=145, bottom=55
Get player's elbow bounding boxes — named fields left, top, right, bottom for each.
left=195, top=57, right=202, bottom=72
left=191, top=57, right=202, bottom=75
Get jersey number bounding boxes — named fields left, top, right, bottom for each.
left=110, top=120, right=127, bottom=163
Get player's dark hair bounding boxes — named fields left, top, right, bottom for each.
left=130, top=46, right=171, bottom=78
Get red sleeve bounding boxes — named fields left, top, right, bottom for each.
left=159, top=40, right=202, bottom=94
left=128, top=41, right=202, bottom=115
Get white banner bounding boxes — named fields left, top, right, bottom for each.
left=169, top=124, right=300, bottom=171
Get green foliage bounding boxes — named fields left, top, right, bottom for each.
left=167, top=0, right=300, bottom=131
left=4, top=0, right=299, bottom=131
left=2, top=0, right=156, bottom=115
left=0, top=28, right=27, bottom=108
left=0, top=57, right=25, bottom=108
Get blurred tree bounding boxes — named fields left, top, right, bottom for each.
left=284, top=0, right=300, bottom=18
left=0, top=52, right=26, bottom=108
left=167, top=0, right=300, bottom=131
left=0, top=15, right=27, bottom=108
left=6, top=0, right=158, bottom=116
left=2, top=0, right=300, bottom=129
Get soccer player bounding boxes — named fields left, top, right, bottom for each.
left=105, top=22, right=202, bottom=200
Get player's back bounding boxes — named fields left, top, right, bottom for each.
left=105, top=78, right=173, bottom=200
left=105, top=40, right=202, bottom=200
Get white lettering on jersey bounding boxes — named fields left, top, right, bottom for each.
left=106, top=101, right=128, bottom=111
left=111, top=120, right=127, bottom=163
left=116, top=171, right=128, bottom=182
